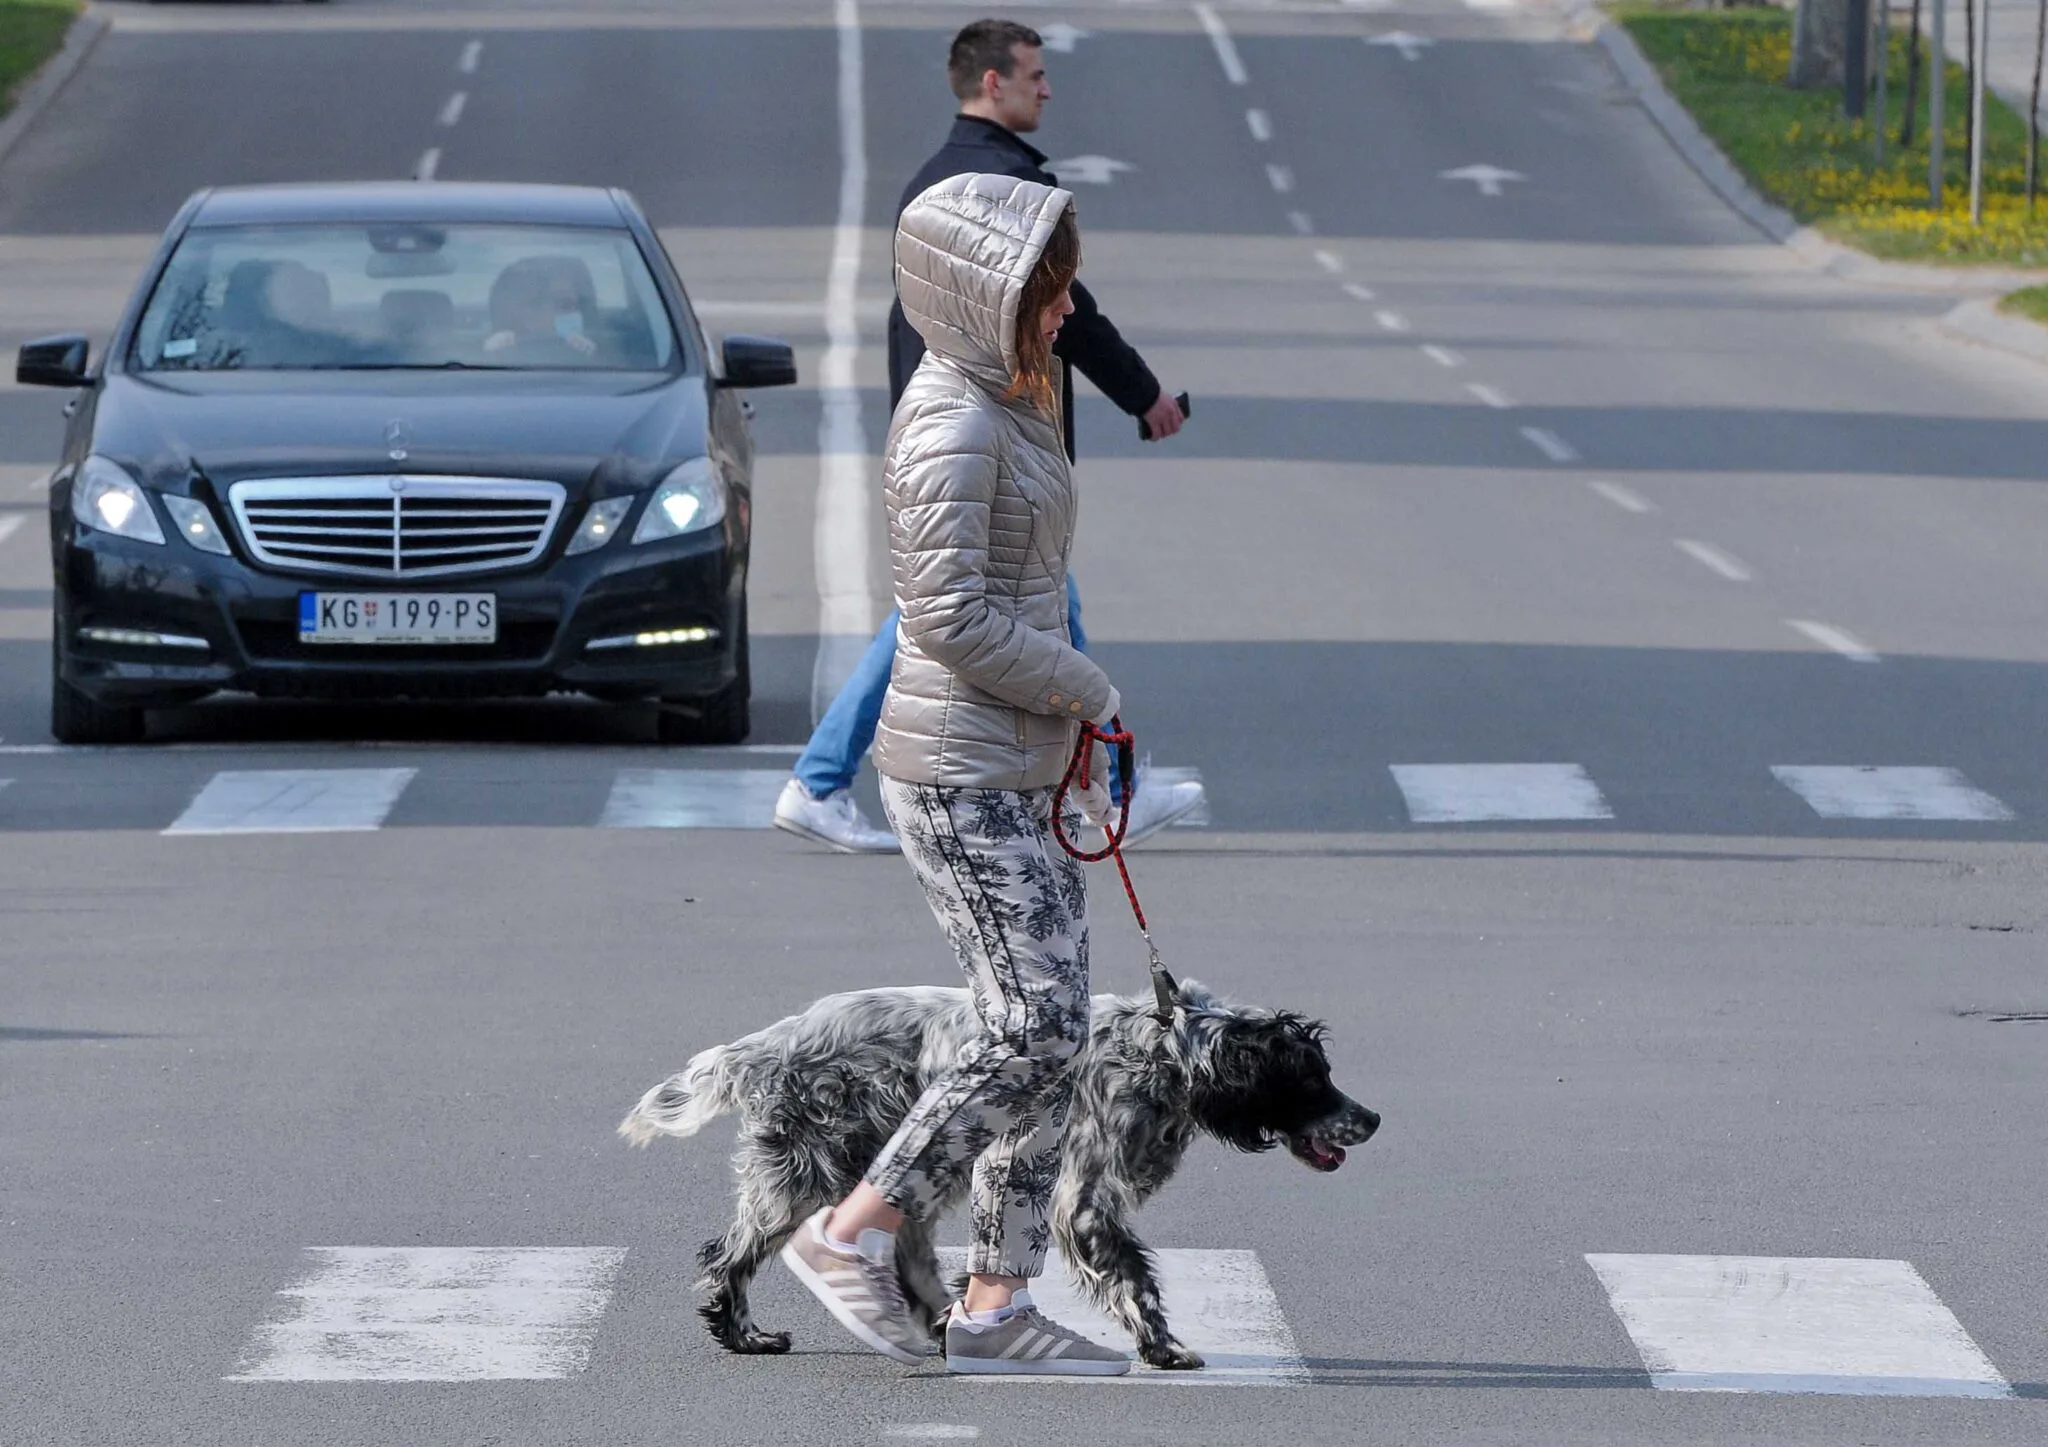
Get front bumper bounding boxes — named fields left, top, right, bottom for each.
left=56, top=524, right=744, bottom=705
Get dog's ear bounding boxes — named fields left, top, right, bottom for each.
left=1184, top=1013, right=1338, bottom=1153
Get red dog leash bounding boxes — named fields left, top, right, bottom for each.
left=1051, top=716, right=1179, bottom=1023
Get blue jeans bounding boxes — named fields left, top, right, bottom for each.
left=795, top=577, right=1119, bottom=799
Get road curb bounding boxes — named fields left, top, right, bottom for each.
left=1938, top=296, right=2048, bottom=369
left=1558, top=0, right=2048, bottom=297
left=0, top=5, right=109, bottom=173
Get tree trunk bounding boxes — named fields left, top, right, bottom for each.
left=1790, top=0, right=1853, bottom=88
left=1901, top=0, right=1923, bottom=146
left=2030, top=0, right=2046, bottom=207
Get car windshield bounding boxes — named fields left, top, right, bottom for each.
left=130, top=222, right=683, bottom=373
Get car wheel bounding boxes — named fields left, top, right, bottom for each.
left=49, top=634, right=146, bottom=745
left=655, top=603, right=750, bottom=746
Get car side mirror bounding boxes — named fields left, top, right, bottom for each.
left=718, top=335, right=796, bottom=389
left=17, top=334, right=91, bottom=388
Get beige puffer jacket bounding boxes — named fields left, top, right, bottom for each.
left=871, top=174, right=1118, bottom=790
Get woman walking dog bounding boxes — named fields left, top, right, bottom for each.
left=778, top=173, right=1130, bottom=1376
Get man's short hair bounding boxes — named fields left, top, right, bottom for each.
left=948, top=19, right=1043, bottom=101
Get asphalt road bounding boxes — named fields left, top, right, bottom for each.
left=5, top=1, right=2048, bottom=1444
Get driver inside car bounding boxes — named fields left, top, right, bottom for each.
left=482, top=256, right=602, bottom=362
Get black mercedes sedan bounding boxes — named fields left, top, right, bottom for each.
left=17, top=181, right=794, bottom=744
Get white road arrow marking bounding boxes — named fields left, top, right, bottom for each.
left=1440, top=164, right=1527, bottom=196
left=1050, top=155, right=1135, bottom=185
left=1038, top=22, right=1090, bottom=53
left=1366, top=32, right=1433, bottom=61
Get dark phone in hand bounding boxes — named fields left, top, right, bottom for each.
left=1139, top=392, right=1191, bottom=441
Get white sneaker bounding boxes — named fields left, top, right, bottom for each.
left=772, top=778, right=900, bottom=854
left=1120, top=764, right=1206, bottom=846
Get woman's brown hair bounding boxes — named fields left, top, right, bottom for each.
left=1010, top=203, right=1081, bottom=413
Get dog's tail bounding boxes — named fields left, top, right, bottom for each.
left=618, top=1043, right=743, bottom=1148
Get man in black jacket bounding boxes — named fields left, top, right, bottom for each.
left=774, top=17, right=1200, bottom=854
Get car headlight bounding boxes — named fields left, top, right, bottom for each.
left=160, top=495, right=230, bottom=556
left=72, top=457, right=165, bottom=545
left=632, top=457, right=727, bottom=544
left=565, top=496, right=634, bottom=556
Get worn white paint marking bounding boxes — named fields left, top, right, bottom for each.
left=935, top=1248, right=1304, bottom=1385
left=1587, top=480, right=1651, bottom=513
left=1391, top=763, right=1612, bottom=823
left=1341, top=282, right=1376, bottom=302
left=599, top=769, right=787, bottom=829
left=1194, top=4, right=1249, bottom=85
left=413, top=147, right=441, bottom=181
left=813, top=0, right=874, bottom=722
left=1366, top=31, right=1433, bottom=61
left=0, top=515, right=24, bottom=547
left=1313, top=248, right=1344, bottom=274
left=165, top=769, right=416, bottom=835
left=1421, top=344, right=1463, bottom=368
left=1050, top=155, right=1135, bottom=186
left=438, top=91, right=467, bottom=126
left=1675, top=539, right=1752, bottom=582
left=1286, top=210, right=1315, bottom=235
left=884, top=1429, right=980, bottom=1441
left=1440, top=163, right=1527, bottom=197
left=1374, top=310, right=1410, bottom=333
left=1788, top=619, right=1880, bottom=664
left=1520, top=426, right=1578, bottom=463
left=1466, top=382, right=1513, bottom=409
left=1771, top=767, right=2015, bottom=822
left=1265, top=162, right=1295, bottom=194
left=1037, top=22, right=1089, bottom=52
left=1245, top=108, right=1271, bottom=142
left=1587, top=1255, right=2013, bottom=1397
left=458, top=39, right=482, bottom=73
left=227, top=1247, right=626, bottom=1382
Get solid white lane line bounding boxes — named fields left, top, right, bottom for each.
left=166, top=769, right=416, bottom=835
left=1285, top=210, right=1314, bottom=234
left=227, top=1247, right=626, bottom=1382
left=1265, top=163, right=1294, bottom=193
left=1771, top=766, right=2015, bottom=821
left=1245, top=108, right=1271, bottom=141
left=1392, top=763, right=1613, bottom=823
left=1674, top=538, right=1752, bottom=582
left=1194, top=4, right=1249, bottom=85
left=1341, top=282, right=1375, bottom=302
left=439, top=91, right=467, bottom=126
left=458, top=40, right=482, bottom=73
left=936, top=1248, right=1305, bottom=1384
left=1587, top=1255, right=2013, bottom=1397
left=599, top=769, right=788, bottom=828
left=1313, top=249, right=1343, bottom=273
left=1788, top=619, right=1880, bottom=664
left=413, top=148, right=441, bottom=181
left=1421, top=344, right=1463, bottom=368
left=1519, top=426, right=1577, bottom=462
left=0, top=516, right=24, bottom=547
left=814, top=0, right=874, bottom=719
left=1374, top=310, right=1409, bottom=332
left=1587, top=480, right=1652, bottom=513
left=1465, top=382, right=1512, bottom=408
left=885, top=1430, right=980, bottom=1441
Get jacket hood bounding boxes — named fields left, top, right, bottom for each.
left=895, top=173, right=1073, bottom=385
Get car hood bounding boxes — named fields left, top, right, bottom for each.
left=89, top=370, right=707, bottom=494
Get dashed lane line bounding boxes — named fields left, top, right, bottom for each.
left=1788, top=619, right=1881, bottom=664
left=1674, top=538, right=1752, bottom=582
left=1265, top=162, right=1294, bottom=193
left=438, top=91, right=467, bottom=126
left=1519, top=426, right=1578, bottom=463
left=1341, top=282, right=1375, bottom=301
left=1245, top=107, right=1271, bottom=141
left=1194, top=3, right=1249, bottom=85
left=413, top=147, right=441, bottom=181
left=1286, top=210, right=1314, bottom=234
left=1586, top=480, right=1652, bottom=513
left=1421, top=344, right=1463, bottom=368
left=1313, top=248, right=1343, bottom=273
left=1465, top=382, right=1512, bottom=408
left=1374, top=310, right=1410, bottom=332
left=458, top=39, right=482, bottom=73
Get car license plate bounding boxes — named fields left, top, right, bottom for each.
left=298, top=592, right=496, bottom=644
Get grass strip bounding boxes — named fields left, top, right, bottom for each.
left=0, top=0, right=82, bottom=125
left=1999, top=284, right=2048, bottom=324
left=1614, top=2, right=2048, bottom=266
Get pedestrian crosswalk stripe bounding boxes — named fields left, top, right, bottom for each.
left=598, top=768, right=788, bottom=828
left=164, top=768, right=417, bottom=835
left=1586, top=1254, right=2013, bottom=1397
left=225, top=1247, right=626, bottom=1382
left=1771, top=766, right=2015, bottom=822
left=934, top=1248, right=1306, bottom=1385
left=1390, top=763, right=1613, bottom=822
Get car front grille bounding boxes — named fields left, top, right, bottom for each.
left=227, top=476, right=567, bottom=580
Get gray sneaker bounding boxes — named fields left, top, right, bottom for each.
left=779, top=1208, right=926, bottom=1364
left=944, top=1290, right=1132, bottom=1376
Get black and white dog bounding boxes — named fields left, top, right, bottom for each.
left=619, top=978, right=1380, bottom=1369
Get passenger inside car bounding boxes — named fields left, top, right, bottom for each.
left=482, top=255, right=605, bottom=364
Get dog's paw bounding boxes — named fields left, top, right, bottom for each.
left=1140, top=1341, right=1204, bottom=1371
left=732, top=1330, right=793, bottom=1354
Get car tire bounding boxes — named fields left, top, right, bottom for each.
left=655, top=603, right=750, bottom=746
left=49, top=635, right=147, bottom=745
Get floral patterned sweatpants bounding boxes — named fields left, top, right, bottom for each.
left=867, top=778, right=1092, bottom=1279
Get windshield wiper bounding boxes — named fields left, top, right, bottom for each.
left=300, top=361, right=526, bottom=371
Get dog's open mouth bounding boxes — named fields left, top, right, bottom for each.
left=1285, top=1134, right=1346, bottom=1172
